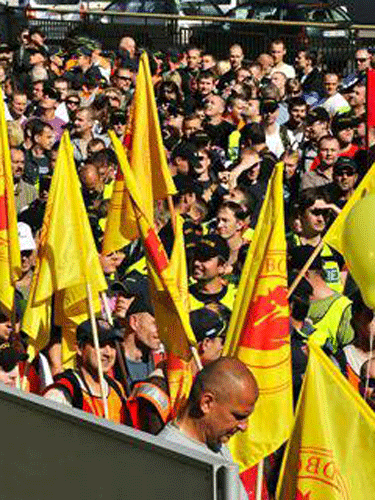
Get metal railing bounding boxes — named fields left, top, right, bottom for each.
left=2, top=6, right=375, bottom=74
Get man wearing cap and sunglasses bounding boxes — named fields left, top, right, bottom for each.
left=189, top=234, right=237, bottom=312
left=44, top=318, right=128, bottom=424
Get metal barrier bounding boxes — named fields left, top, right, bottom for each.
left=2, top=6, right=375, bottom=74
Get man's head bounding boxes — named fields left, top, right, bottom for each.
left=202, top=53, right=216, bottom=71
left=114, top=66, right=134, bottom=92
left=18, top=222, right=36, bottom=275
left=54, top=78, right=69, bottom=101
left=270, top=40, right=287, bottom=65
left=318, top=135, right=340, bottom=169
left=183, top=115, right=202, bottom=139
left=348, top=82, right=366, bottom=109
left=76, top=318, right=122, bottom=374
left=331, top=112, right=356, bottom=147
left=125, top=294, right=160, bottom=351
left=297, top=189, right=330, bottom=238
left=288, top=97, right=307, bottom=126
left=192, top=234, right=229, bottom=283
left=74, top=107, right=94, bottom=136
left=33, top=121, right=55, bottom=151
left=40, top=85, right=59, bottom=112
left=323, top=73, right=340, bottom=97
left=270, top=71, right=287, bottom=95
left=229, top=44, right=244, bottom=71
left=197, top=71, right=216, bottom=97
left=294, top=50, right=316, bottom=71
left=187, top=47, right=202, bottom=71
left=216, top=201, right=248, bottom=241
left=282, top=149, right=300, bottom=180
left=305, top=107, right=330, bottom=143
left=0, top=343, right=27, bottom=387
left=11, top=147, right=25, bottom=182
left=332, top=156, right=358, bottom=194
left=190, top=306, right=229, bottom=365
left=204, top=94, right=225, bottom=119
left=76, top=46, right=93, bottom=70
left=260, top=98, right=279, bottom=126
left=185, top=357, right=258, bottom=451
left=359, top=358, right=375, bottom=411
left=10, top=92, right=27, bottom=118
left=119, top=36, right=136, bottom=58
left=355, top=48, right=372, bottom=73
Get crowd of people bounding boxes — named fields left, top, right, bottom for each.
left=1, top=24, right=375, bottom=498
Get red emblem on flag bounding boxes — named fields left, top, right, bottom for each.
left=240, top=285, right=289, bottom=350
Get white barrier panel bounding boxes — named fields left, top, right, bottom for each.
left=0, top=385, right=241, bottom=499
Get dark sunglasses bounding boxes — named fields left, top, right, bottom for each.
left=117, top=76, right=132, bottom=82
left=360, top=378, right=375, bottom=389
left=21, top=250, right=33, bottom=258
left=335, top=169, right=356, bottom=177
left=67, top=100, right=79, bottom=105
left=356, top=57, right=369, bottom=62
left=309, top=208, right=329, bottom=216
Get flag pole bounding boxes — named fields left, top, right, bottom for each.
left=256, top=459, right=264, bottom=500
left=287, top=240, right=323, bottom=298
left=190, top=345, right=203, bottom=371
left=86, top=283, right=109, bottom=419
left=100, top=290, right=132, bottom=397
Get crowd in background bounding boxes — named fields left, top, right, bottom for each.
left=1, top=25, right=375, bottom=498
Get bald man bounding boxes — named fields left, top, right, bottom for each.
left=159, top=357, right=258, bottom=497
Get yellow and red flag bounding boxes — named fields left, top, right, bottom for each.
left=277, top=339, right=375, bottom=500
left=102, top=52, right=176, bottom=253
left=0, top=90, right=21, bottom=313
left=110, top=132, right=195, bottom=411
left=324, top=160, right=375, bottom=254
left=223, top=162, right=293, bottom=473
left=22, top=131, right=107, bottom=360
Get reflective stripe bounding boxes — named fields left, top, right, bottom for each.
left=131, top=382, right=171, bottom=422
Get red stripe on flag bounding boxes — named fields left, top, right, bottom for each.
left=367, top=69, right=375, bottom=128
left=0, top=194, right=8, bottom=230
left=144, top=227, right=169, bottom=273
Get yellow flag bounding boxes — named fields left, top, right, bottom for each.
left=223, top=162, right=293, bottom=471
left=110, top=133, right=196, bottom=360
left=277, top=340, right=375, bottom=499
left=0, top=90, right=21, bottom=313
left=324, top=161, right=375, bottom=254
left=22, top=131, right=107, bottom=355
left=102, top=52, right=176, bottom=252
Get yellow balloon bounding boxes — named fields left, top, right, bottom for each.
left=343, top=194, right=375, bottom=309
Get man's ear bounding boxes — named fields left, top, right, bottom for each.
left=200, top=391, right=215, bottom=415
left=128, top=313, right=138, bottom=331
left=75, top=341, right=82, bottom=357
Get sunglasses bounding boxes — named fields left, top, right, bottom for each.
left=117, top=76, right=132, bottom=82
left=356, top=57, right=369, bottom=62
left=309, top=208, right=329, bottom=216
left=67, top=100, right=79, bottom=105
left=335, top=170, right=356, bottom=177
left=360, top=378, right=375, bottom=389
left=21, top=250, right=33, bottom=258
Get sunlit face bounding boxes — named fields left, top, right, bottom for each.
left=78, top=341, right=116, bottom=374
left=11, top=149, right=25, bottom=180
left=0, top=365, right=18, bottom=387
left=333, top=169, right=358, bottom=193
left=132, top=312, right=160, bottom=351
left=35, top=126, right=55, bottom=151
left=229, top=46, right=244, bottom=70
left=54, top=80, right=69, bottom=101
left=205, top=95, right=225, bottom=118
left=183, top=118, right=201, bottom=138
left=193, top=255, right=224, bottom=282
left=202, top=54, right=216, bottom=70
left=187, top=49, right=202, bottom=70
left=270, top=43, right=286, bottom=64
left=290, top=105, right=307, bottom=124
left=11, top=94, right=27, bottom=116
left=355, top=49, right=371, bottom=72
left=199, top=337, right=224, bottom=365
left=301, top=199, right=328, bottom=236
left=0, top=318, right=12, bottom=342
left=195, top=149, right=211, bottom=176
left=202, top=381, right=258, bottom=451
left=284, top=156, right=299, bottom=180
left=323, top=74, right=339, bottom=97
left=216, top=207, right=242, bottom=240
left=115, top=69, right=133, bottom=91
left=99, top=251, right=120, bottom=275
left=319, top=138, right=340, bottom=167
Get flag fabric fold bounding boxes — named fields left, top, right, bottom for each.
left=0, top=90, right=21, bottom=313
left=324, top=160, right=375, bottom=254
left=109, top=132, right=196, bottom=410
left=102, top=52, right=176, bottom=252
left=22, top=131, right=107, bottom=358
left=277, top=340, right=375, bottom=500
left=223, top=162, right=293, bottom=471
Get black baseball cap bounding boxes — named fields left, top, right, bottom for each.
left=333, top=156, right=358, bottom=174
left=305, top=107, right=330, bottom=125
left=0, top=343, right=28, bottom=372
left=126, top=293, right=154, bottom=317
left=194, top=234, right=230, bottom=262
left=190, top=307, right=228, bottom=342
left=76, top=318, right=123, bottom=345
left=331, top=112, right=356, bottom=134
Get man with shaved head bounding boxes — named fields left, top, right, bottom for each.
left=159, top=357, right=258, bottom=498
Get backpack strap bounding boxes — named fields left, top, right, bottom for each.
left=53, top=369, right=83, bottom=409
